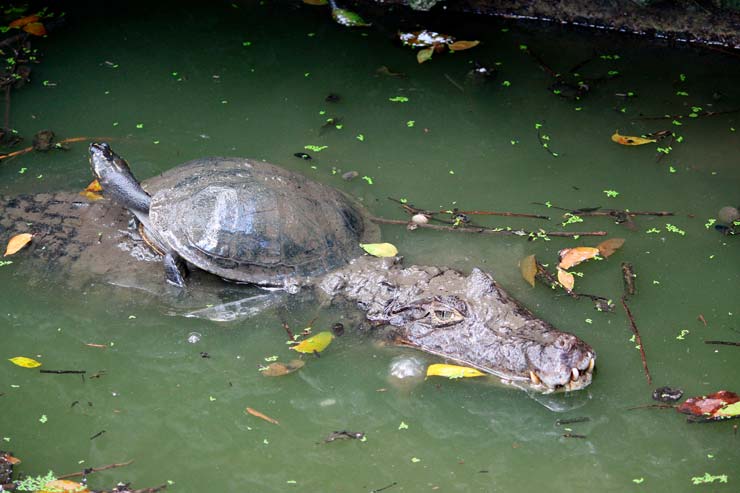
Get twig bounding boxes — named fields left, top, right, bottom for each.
left=537, top=130, right=560, bottom=157
left=57, top=460, right=134, bottom=479
left=4, top=85, right=10, bottom=131
left=704, top=340, right=740, bottom=347
left=535, top=260, right=614, bottom=311
left=370, top=216, right=606, bottom=237
left=370, top=482, right=398, bottom=493
left=533, top=203, right=674, bottom=217
left=0, top=136, right=115, bottom=161
left=40, top=370, right=86, bottom=374
left=555, top=417, right=590, bottom=425
left=627, top=403, right=675, bottom=411
left=562, top=433, right=587, bottom=439
left=443, top=73, right=464, bottom=92
left=388, top=197, right=549, bottom=220
left=621, top=295, right=652, bottom=385
left=621, top=262, right=636, bottom=297
left=655, top=133, right=675, bottom=163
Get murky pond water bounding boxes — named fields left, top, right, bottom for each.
left=1, top=2, right=739, bottom=492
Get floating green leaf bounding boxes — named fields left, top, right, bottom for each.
left=332, top=8, right=371, bottom=27
left=290, top=331, right=334, bottom=354
left=360, top=242, right=398, bottom=257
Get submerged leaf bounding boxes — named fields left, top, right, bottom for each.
left=426, top=363, right=485, bottom=379
left=245, top=407, right=280, bottom=425
left=360, top=242, right=398, bottom=257
left=557, top=268, right=575, bottom=292
left=332, top=8, right=371, bottom=27
left=4, top=233, right=33, bottom=256
left=261, top=359, right=305, bottom=377
left=9, top=356, right=42, bottom=368
left=291, top=331, right=334, bottom=354
left=448, top=40, right=480, bottom=51
left=611, top=130, right=656, bottom=146
left=417, top=46, right=434, bottom=64
left=302, top=0, right=328, bottom=5
left=520, top=254, right=537, bottom=287
left=557, top=247, right=599, bottom=270
left=597, top=238, right=625, bottom=258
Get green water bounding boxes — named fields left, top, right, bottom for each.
left=1, top=2, right=739, bottom=492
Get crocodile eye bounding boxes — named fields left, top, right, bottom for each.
left=429, top=300, right=465, bottom=327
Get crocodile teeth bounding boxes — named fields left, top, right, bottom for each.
left=588, top=358, right=595, bottom=372
left=529, top=371, right=541, bottom=385
left=571, top=368, right=580, bottom=381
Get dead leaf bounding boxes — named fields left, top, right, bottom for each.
left=22, top=22, right=46, bottom=36
left=261, top=359, right=305, bottom=377
left=85, top=179, right=103, bottom=192
left=417, top=46, right=434, bottom=64
left=4, top=233, right=33, bottom=256
left=9, top=15, right=40, bottom=28
left=1, top=453, right=21, bottom=465
left=360, top=242, right=399, bottom=257
left=677, top=390, right=740, bottom=422
left=597, top=238, right=625, bottom=258
left=9, top=356, right=42, bottom=368
left=79, top=190, right=103, bottom=201
left=245, top=407, right=279, bottom=425
left=448, top=40, right=480, bottom=51
left=290, top=331, right=334, bottom=354
left=426, top=363, right=485, bottom=378
left=611, top=130, right=656, bottom=146
left=39, top=480, right=89, bottom=493
left=557, top=268, right=575, bottom=292
left=520, top=254, right=537, bottom=287
left=557, top=246, right=599, bottom=270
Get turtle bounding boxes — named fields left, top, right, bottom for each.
left=88, top=142, right=378, bottom=291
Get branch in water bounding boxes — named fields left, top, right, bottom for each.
left=57, top=460, right=135, bottom=480
left=621, top=295, right=652, bottom=385
left=388, top=197, right=549, bottom=220
left=637, top=108, right=740, bottom=120
left=370, top=217, right=606, bottom=238
left=0, top=136, right=116, bottom=161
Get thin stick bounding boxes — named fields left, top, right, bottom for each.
left=704, top=340, right=740, bottom=347
left=532, top=203, right=674, bottom=217
left=627, top=403, right=675, bottom=411
left=621, top=295, right=652, bottom=385
left=0, top=136, right=116, bottom=161
left=370, top=216, right=606, bottom=237
left=40, top=370, right=86, bottom=374
left=57, top=460, right=134, bottom=479
left=443, top=73, right=464, bottom=92
left=537, top=130, right=560, bottom=157
left=388, top=197, right=549, bottom=220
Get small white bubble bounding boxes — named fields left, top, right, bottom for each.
left=187, top=332, right=202, bottom=344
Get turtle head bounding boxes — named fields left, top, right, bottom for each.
left=89, top=142, right=151, bottom=214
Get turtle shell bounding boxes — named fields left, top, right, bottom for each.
left=146, top=157, right=378, bottom=286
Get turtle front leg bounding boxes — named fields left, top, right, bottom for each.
left=163, top=251, right=188, bottom=287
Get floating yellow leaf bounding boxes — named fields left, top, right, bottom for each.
left=245, top=407, right=279, bottom=425
left=290, top=331, right=334, bottom=354
left=449, top=40, right=480, bottom=51
left=597, top=238, right=625, bottom=258
left=557, top=246, right=599, bottom=270
left=426, top=364, right=485, bottom=379
left=611, top=130, right=656, bottom=146
left=39, top=480, right=89, bottom=493
left=9, top=356, right=42, bottom=368
left=520, top=254, right=537, bottom=287
left=85, top=179, right=103, bottom=192
left=360, top=242, right=398, bottom=257
left=4, top=233, right=33, bottom=256
left=557, top=268, right=575, bottom=292
left=261, top=359, right=305, bottom=377
left=417, top=46, right=434, bottom=64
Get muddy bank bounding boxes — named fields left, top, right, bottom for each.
left=361, top=0, right=740, bottom=49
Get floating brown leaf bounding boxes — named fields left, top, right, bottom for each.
left=22, top=22, right=46, bottom=36
left=597, top=238, right=625, bottom=258
left=557, top=246, right=599, bottom=270
left=261, top=359, right=305, bottom=377
left=4, top=233, right=33, bottom=256
left=448, top=40, right=480, bottom=51
left=1, top=453, right=21, bottom=465
left=520, top=254, right=537, bottom=287
left=9, top=15, right=39, bottom=28
left=245, top=407, right=279, bottom=425
left=677, top=390, right=740, bottom=422
left=557, top=268, right=575, bottom=292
